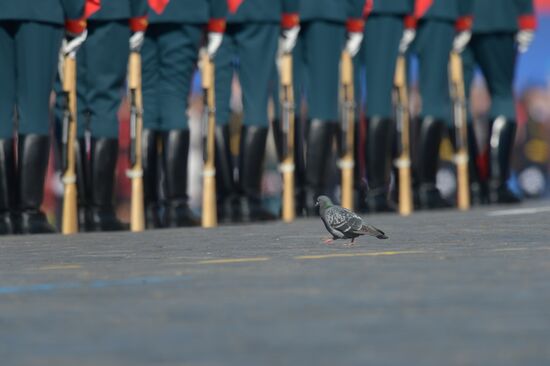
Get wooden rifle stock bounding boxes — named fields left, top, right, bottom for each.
left=339, top=50, right=355, bottom=210
left=449, top=51, right=470, bottom=210
left=128, top=51, right=145, bottom=231
left=393, top=54, right=413, bottom=216
left=61, top=55, right=78, bottom=234
left=279, top=53, right=296, bottom=223
left=201, top=52, right=218, bottom=228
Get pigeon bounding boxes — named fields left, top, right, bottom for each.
left=316, top=195, right=388, bottom=245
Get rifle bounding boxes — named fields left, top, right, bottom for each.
left=127, top=51, right=145, bottom=231
left=61, top=53, right=79, bottom=234
left=279, top=52, right=296, bottom=222
left=338, top=50, right=355, bottom=210
left=449, top=50, right=470, bottom=210
left=393, top=54, right=413, bottom=216
left=200, top=51, right=218, bottom=228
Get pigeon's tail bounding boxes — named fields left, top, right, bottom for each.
left=360, top=224, right=388, bottom=240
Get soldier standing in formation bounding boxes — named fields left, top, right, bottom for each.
left=410, top=0, right=473, bottom=209
left=463, top=0, right=536, bottom=204
left=355, top=0, right=416, bottom=213
left=54, top=0, right=148, bottom=231
left=0, top=0, right=91, bottom=234
left=214, top=0, right=299, bottom=222
left=141, top=0, right=226, bottom=228
left=290, top=0, right=365, bottom=216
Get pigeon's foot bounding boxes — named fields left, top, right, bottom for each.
left=343, top=241, right=355, bottom=248
left=322, top=237, right=334, bottom=245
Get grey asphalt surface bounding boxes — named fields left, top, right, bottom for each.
left=1, top=201, right=550, bottom=366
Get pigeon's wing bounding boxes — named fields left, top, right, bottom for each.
left=356, top=223, right=388, bottom=239
left=325, top=206, right=364, bottom=237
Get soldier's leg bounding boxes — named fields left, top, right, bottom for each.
left=235, top=22, right=279, bottom=221
left=141, top=25, right=163, bottom=228
left=290, top=22, right=309, bottom=216
left=214, top=26, right=240, bottom=222
left=352, top=38, right=368, bottom=212
left=82, top=20, right=130, bottom=231
left=157, top=23, right=202, bottom=227
left=302, top=20, right=345, bottom=215
left=363, top=15, right=403, bottom=212
left=15, top=22, right=63, bottom=234
left=415, top=19, right=454, bottom=209
left=471, top=33, right=519, bottom=203
left=0, top=22, right=17, bottom=234
left=460, top=41, right=487, bottom=204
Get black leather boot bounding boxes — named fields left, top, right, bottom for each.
left=18, top=135, right=55, bottom=234
left=74, top=138, right=92, bottom=231
left=417, top=117, right=451, bottom=209
left=488, top=117, right=521, bottom=204
left=238, top=125, right=277, bottom=221
left=162, top=129, right=200, bottom=227
left=304, top=119, right=336, bottom=216
left=88, top=138, right=128, bottom=231
left=142, top=129, right=162, bottom=228
left=215, top=125, right=240, bottom=223
left=352, top=121, right=368, bottom=213
left=365, top=117, right=396, bottom=212
left=0, top=139, right=16, bottom=235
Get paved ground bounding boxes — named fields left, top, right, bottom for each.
left=1, top=201, right=550, bottom=366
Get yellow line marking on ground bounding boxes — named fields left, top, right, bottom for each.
left=39, top=264, right=82, bottom=270
left=491, top=248, right=529, bottom=252
left=196, top=257, right=271, bottom=265
left=295, top=250, right=427, bottom=260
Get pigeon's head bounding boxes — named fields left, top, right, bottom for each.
left=316, top=195, right=333, bottom=210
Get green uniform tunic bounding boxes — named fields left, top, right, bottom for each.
left=214, top=0, right=298, bottom=127
left=412, top=0, right=473, bottom=123
left=294, top=0, right=364, bottom=122
left=0, top=0, right=84, bottom=138
left=142, top=0, right=227, bottom=131
left=462, top=0, right=535, bottom=121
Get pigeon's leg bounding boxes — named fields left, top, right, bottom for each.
left=343, top=238, right=356, bottom=248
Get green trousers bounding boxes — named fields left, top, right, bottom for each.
left=293, top=20, right=345, bottom=121
left=142, top=23, right=202, bottom=131
left=462, top=33, right=517, bottom=121
left=413, top=19, right=455, bottom=123
left=214, top=22, right=278, bottom=126
left=361, top=14, right=403, bottom=118
left=0, top=21, right=62, bottom=138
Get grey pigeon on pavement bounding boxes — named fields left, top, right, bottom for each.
left=316, top=195, right=388, bottom=244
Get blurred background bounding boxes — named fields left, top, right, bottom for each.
left=43, top=1, right=550, bottom=226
